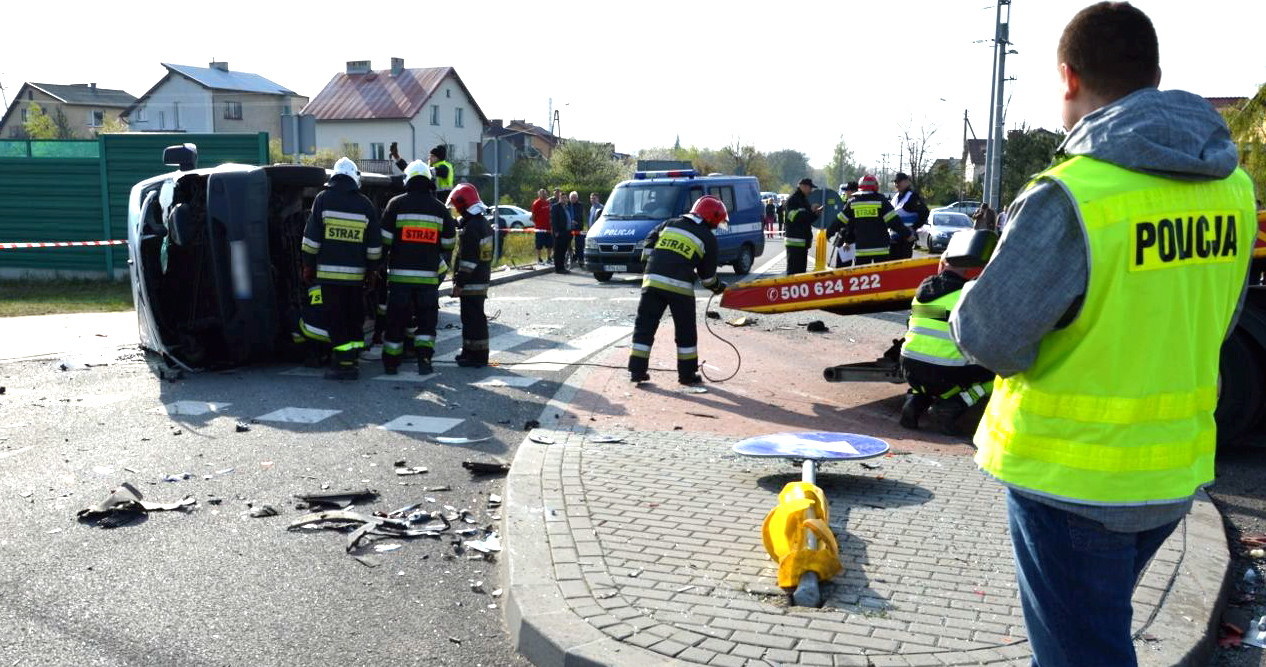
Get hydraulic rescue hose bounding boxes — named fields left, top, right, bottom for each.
left=699, top=290, right=742, bottom=383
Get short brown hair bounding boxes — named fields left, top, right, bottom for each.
left=1057, top=2, right=1158, bottom=99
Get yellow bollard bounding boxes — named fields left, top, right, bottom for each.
left=760, top=481, right=842, bottom=589
left=813, top=228, right=828, bottom=271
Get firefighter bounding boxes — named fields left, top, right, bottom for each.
left=836, top=175, right=905, bottom=265
left=379, top=160, right=457, bottom=376
left=825, top=181, right=859, bottom=268
left=429, top=144, right=455, bottom=204
left=899, top=258, right=994, bottom=434
left=447, top=183, right=494, bottom=368
left=291, top=284, right=331, bottom=367
left=301, top=157, right=382, bottom=380
left=889, top=172, right=928, bottom=259
left=628, top=195, right=728, bottom=385
left=783, top=178, right=822, bottom=274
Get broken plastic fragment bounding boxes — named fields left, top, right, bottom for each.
left=588, top=435, right=624, bottom=443
left=249, top=505, right=279, bottom=518
left=294, top=488, right=379, bottom=509
left=725, top=316, right=753, bottom=327
left=394, top=464, right=429, bottom=476
left=235, top=422, right=251, bottom=433
left=806, top=320, right=829, bottom=332
left=488, top=494, right=502, bottom=507
left=462, top=460, right=510, bottom=475
left=528, top=433, right=555, bottom=445
left=523, top=419, right=540, bottom=431
left=491, top=588, right=503, bottom=598
left=374, top=543, right=403, bottom=553
left=463, top=532, right=502, bottom=554
left=77, top=482, right=196, bottom=528
left=433, top=436, right=491, bottom=445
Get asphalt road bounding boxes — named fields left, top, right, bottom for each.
left=0, top=250, right=789, bottom=667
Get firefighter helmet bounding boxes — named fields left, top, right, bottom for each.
left=332, top=157, right=361, bottom=187
left=858, top=174, right=879, bottom=192
left=445, top=182, right=486, bottom=214
left=690, top=195, right=729, bottom=228
left=403, top=160, right=433, bottom=187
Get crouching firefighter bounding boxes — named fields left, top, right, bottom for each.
left=899, top=258, right=994, bottom=434
left=380, top=160, right=457, bottom=375
left=629, top=195, right=728, bottom=385
left=301, top=157, right=382, bottom=381
left=447, top=183, right=494, bottom=368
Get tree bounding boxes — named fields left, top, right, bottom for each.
left=901, top=123, right=938, bottom=188
left=22, top=103, right=59, bottom=139
left=823, top=138, right=860, bottom=190
left=720, top=142, right=777, bottom=190
left=765, top=149, right=811, bottom=190
left=999, top=125, right=1065, bottom=206
left=922, top=160, right=971, bottom=206
left=338, top=139, right=362, bottom=162
left=1227, top=83, right=1266, bottom=197
left=95, top=116, right=128, bottom=134
left=548, top=139, right=625, bottom=196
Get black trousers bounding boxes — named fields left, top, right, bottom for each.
left=459, top=295, right=488, bottom=361
left=902, top=356, right=995, bottom=404
left=889, top=240, right=914, bottom=260
left=553, top=234, right=571, bottom=272
left=323, top=284, right=364, bottom=368
left=853, top=253, right=888, bottom=266
left=383, top=283, right=438, bottom=368
left=573, top=232, right=585, bottom=264
left=629, top=288, right=698, bottom=380
left=785, top=242, right=809, bottom=275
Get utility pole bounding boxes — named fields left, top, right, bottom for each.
left=983, top=0, right=1012, bottom=209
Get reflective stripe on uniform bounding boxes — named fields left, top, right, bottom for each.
left=299, top=319, right=330, bottom=342
left=366, top=246, right=382, bottom=260
left=677, top=346, right=698, bottom=360
left=630, top=342, right=651, bottom=358
left=383, top=341, right=405, bottom=356
left=415, top=334, right=436, bottom=348
left=302, top=237, right=321, bottom=254
left=459, top=260, right=477, bottom=271
left=856, top=247, right=887, bottom=257
left=388, top=268, right=440, bottom=285
left=460, top=283, right=489, bottom=295
left=316, top=264, right=366, bottom=281
left=909, top=326, right=955, bottom=340
left=911, top=304, right=950, bottom=320
left=333, top=340, right=364, bottom=353
left=381, top=229, right=394, bottom=244
left=642, top=273, right=695, bottom=296
left=785, top=238, right=808, bottom=248
left=900, top=348, right=968, bottom=366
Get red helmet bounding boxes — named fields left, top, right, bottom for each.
left=445, top=183, right=484, bottom=213
left=858, top=175, right=879, bottom=192
left=690, top=195, right=729, bottom=227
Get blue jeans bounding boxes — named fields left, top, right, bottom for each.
left=1006, top=489, right=1180, bottom=667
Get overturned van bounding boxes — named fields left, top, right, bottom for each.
left=582, top=170, right=765, bottom=282
left=127, top=144, right=401, bottom=369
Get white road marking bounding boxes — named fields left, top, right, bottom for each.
left=549, top=297, right=597, bottom=302
left=472, top=376, right=540, bottom=388
left=488, top=328, right=543, bottom=357
left=488, top=296, right=535, bottom=301
left=155, top=401, right=230, bottom=416
left=510, top=325, right=633, bottom=372
left=608, top=297, right=641, bottom=302
left=255, top=407, right=342, bottom=424
left=753, top=249, right=786, bottom=276
left=379, top=416, right=463, bottom=434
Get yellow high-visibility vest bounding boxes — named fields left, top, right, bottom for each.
left=903, top=290, right=968, bottom=367
left=433, top=160, right=454, bottom=190
left=975, top=156, right=1256, bottom=504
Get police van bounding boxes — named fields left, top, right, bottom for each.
left=583, top=170, right=765, bottom=282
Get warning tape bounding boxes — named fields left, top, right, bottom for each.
left=0, top=239, right=127, bottom=250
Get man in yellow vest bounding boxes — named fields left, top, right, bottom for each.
left=900, top=259, right=994, bottom=434
left=429, top=144, right=454, bottom=204
left=949, top=4, right=1256, bottom=665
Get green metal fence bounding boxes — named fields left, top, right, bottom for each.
left=0, top=133, right=269, bottom=278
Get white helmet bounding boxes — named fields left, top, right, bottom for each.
left=332, top=156, right=360, bottom=186
left=403, top=160, right=433, bottom=187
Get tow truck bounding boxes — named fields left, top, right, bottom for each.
left=719, top=212, right=1266, bottom=443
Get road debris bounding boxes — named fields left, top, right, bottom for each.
left=463, top=532, right=502, bottom=556
left=235, top=422, right=251, bottom=433
left=806, top=320, right=829, bottom=333
left=491, top=588, right=503, bottom=598
left=1221, top=622, right=1246, bottom=648
left=523, top=419, right=540, bottom=430
left=248, top=505, right=279, bottom=518
left=1246, top=616, right=1266, bottom=648
left=163, top=472, right=193, bottom=482
left=488, top=494, right=502, bottom=508
left=77, top=482, right=195, bottom=528
left=726, top=316, right=754, bottom=327
left=588, top=435, right=625, bottom=443
left=294, top=488, right=379, bottom=509
left=470, top=580, right=485, bottom=593
left=462, top=460, right=510, bottom=475
left=528, top=432, right=555, bottom=445
left=393, top=460, right=429, bottom=476
left=433, top=436, right=491, bottom=445
left=680, top=386, right=708, bottom=394
left=705, top=310, right=721, bottom=319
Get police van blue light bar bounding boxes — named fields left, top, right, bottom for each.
left=633, top=169, right=697, bottom=180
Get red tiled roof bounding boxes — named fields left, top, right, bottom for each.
left=1206, top=96, right=1249, bottom=111
left=302, top=66, right=486, bottom=123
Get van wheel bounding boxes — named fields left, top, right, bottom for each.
left=593, top=271, right=613, bottom=282
left=732, top=245, right=754, bottom=275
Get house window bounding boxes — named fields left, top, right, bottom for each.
left=370, top=143, right=385, bottom=160
left=20, top=108, right=27, bottom=123
left=89, top=110, right=105, bottom=127
left=281, top=104, right=291, bottom=116
left=223, top=101, right=243, bottom=120
left=159, top=111, right=166, bottom=129
left=173, top=102, right=181, bottom=129
left=430, top=105, right=440, bottom=126
left=446, top=89, right=451, bottom=98
left=454, top=107, right=464, bottom=128
left=134, top=107, right=146, bottom=122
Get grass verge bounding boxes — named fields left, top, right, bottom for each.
left=0, top=279, right=133, bottom=317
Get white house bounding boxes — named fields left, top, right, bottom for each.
left=121, top=62, right=307, bottom=138
left=302, top=59, right=488, bottom=174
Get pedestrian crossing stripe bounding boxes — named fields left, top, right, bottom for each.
left=155, top=401, right=230, bottom=416
left=379, top=416, right=463, bottom=434
left=472, top=376, right=539, bottom=388
left=256, top=407, right=342, bottom=424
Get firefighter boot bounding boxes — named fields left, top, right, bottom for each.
left=929, top=397, right=969, bottom=436
left=629, top=354, right=650, bottom=383
left=678, top=357, right=703, bottom=386
left=455, top=344, right=488, bottom=368
left=899, top=391, right=933, bottom=429
left=382, top=358, right=399, bottom=375
left=417, top=350, right=434, bottom=376
left=325, top=363, right=360, bottom=381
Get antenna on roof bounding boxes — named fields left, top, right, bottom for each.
left=0, top=79, right=7, bottom=110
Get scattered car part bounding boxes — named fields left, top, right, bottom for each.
left=462, top=460, right=510, bottom=475
left=77, top=482, right=195, bottom=528
left=294, top=489, right=379, bottom=509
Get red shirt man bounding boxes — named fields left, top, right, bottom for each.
left=530, top=189, right=553, bottom=263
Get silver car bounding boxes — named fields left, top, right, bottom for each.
left=917, top=211, right=974, bottom=253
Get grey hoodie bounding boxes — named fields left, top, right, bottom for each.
left=948, top=88, right=1247, bottom=531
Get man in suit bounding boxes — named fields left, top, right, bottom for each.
left=568, top=191, right=587, bottom=266
left=550, top=192, right=576, bottom=274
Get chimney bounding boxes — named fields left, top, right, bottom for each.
left=346, top=60, right=371, bottom=75
left=489, top=119, right=504, bottom=131
left=90, top=83, right=97, bottom=91
left=210, top=61, right=229, bottom=72
left=390, top=57, right=404, bottom=76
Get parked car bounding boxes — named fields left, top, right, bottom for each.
left=917, top=210, right=974, bottom=253
left=127, top=144, right=402, bottom=369
left=489, top=204, right=532, bottom=229
left=934, top=200, right=983, bottom=216
left=583, top=170, right=765, bottom=282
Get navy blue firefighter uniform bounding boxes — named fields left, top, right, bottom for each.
left=783, top=180, right=820, bottom=274
left=629, top=195, right=729, bottom=385
left=448, top=183, right=494, bottom=367
left=301, top=159, right=382, bottom=380
left=833, top=175, right=905, bottom=265
left=380, top=163, right=457, bottom=375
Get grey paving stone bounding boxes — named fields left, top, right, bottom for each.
left=647, top=638, right=690, bottom=657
